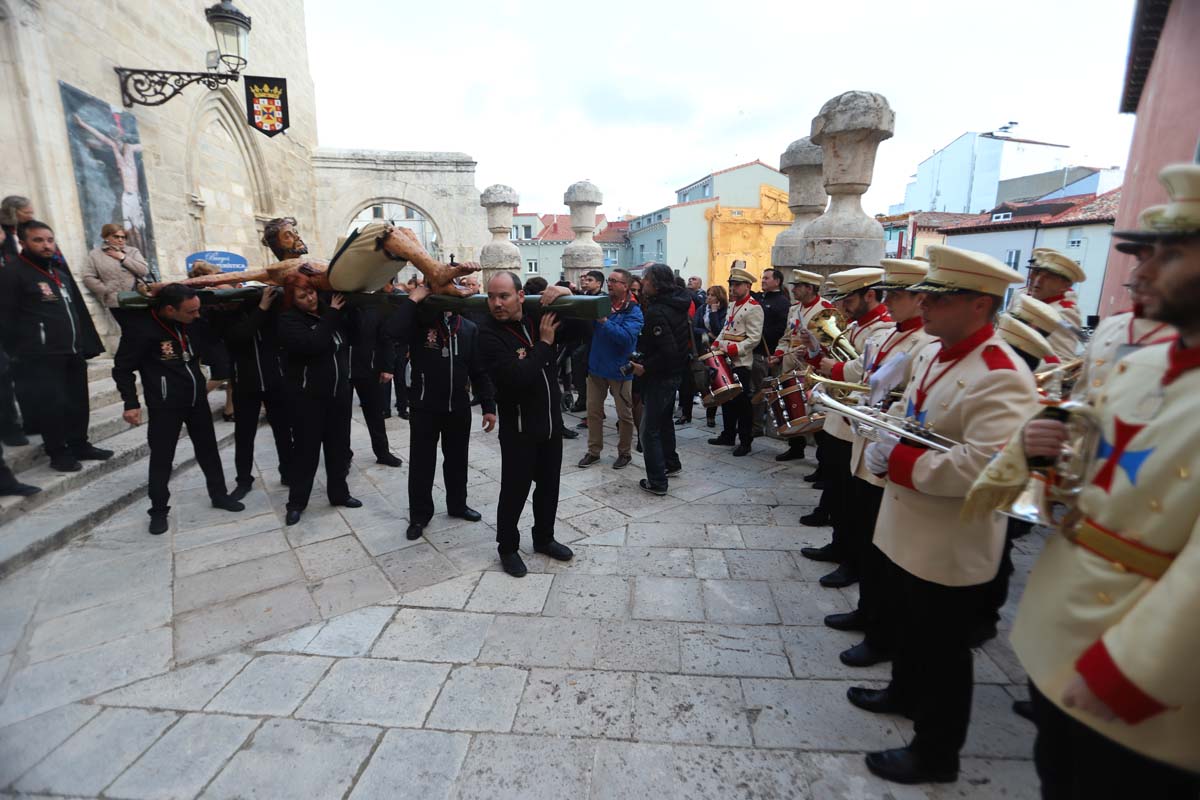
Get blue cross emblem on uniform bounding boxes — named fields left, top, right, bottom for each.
left=905, top=398, right=928, bottom=426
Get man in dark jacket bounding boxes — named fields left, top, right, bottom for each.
left=478, top=272, right=575, bottom=577
left=348, top=299, right=403, bottom=467
left=568, top=269, right=604, bottom=414
left=113, top=284, right=245, bottom=534
left=387, top=284, right=497, bottom=540
left=754, top=267, right=791, bottom=433
left=0, top=221, right=110, bottom=472
left=631, top=263, right=691, bottom=495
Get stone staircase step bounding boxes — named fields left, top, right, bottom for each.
left=87, top=358, right=114, bottom=383
left=0, top=394, right=236, bottom=578
left=4, top=399, right=140, bottom=474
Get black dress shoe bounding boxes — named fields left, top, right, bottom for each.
left=381, top=410, right=392, bottom=419
left=500, top=551, right=528, bottom=577
left=448, top=506, right=482, bottom=522
left=333, top=496, right=363, bottom=509
left=376, top=453, right=403, bottom=467
left=49, top=456, right=83, bottom=473
left=2, top=432, right=29, bottom=447
left=406, top=521, right=425, bottom=541
left=1012, top=699, right=1035, bottom=722
left=775, top=447, right=805, bottom=462
left=72, top=444, right=114, bottom=461
left=824, top=610, right=864, bottom=631
left=732, top=443, right=752, bottom=457
left=840, top=640, right=892, bottom=667
left=819, top=564, right=859, bottom=588
left=847, top=687, right=912, bottom=718
left=229, top=479, right=254, bottom=502
left=561, top=428, right=579, bottom=440
left=803, top=470, right=823, bottom=483
left=708, top=435, right=735, bottom=446
left=966, top=622, right=998, bottom=649
left=811, top=481, right=829, bottom=491
left=800, top=542, right=841, bottom=562
left=864, top=747, right=957, bottom=785
left=211, top=496, right=246, bottom=512
left=534, top=540, right=573, bottom=561
left=397, top=408, right=410, bottom=420
left=285, top=508, right=303, bottom=526
left=799, top=508, right=831, bottom=527
left=148, top=510, right=169, bottom=536
left=570, top=400, right=587, bottom=413
left=0, top=480, right=40, bottom=497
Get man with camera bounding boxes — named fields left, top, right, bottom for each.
left=577, top=268, right=643, bottom=470
left=630, top=263, right=692, bottom=495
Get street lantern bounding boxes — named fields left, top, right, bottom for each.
left=114, top=0, right=253, bottom=108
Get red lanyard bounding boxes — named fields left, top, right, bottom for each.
left=151, top=310, right=189, bottom=357
left=725, top=296, right=751, bottom=329
left=1129, top=316, right=1171, bottom=346
left=507, top=319, right=534, bottom=348
left=20, top=255, right=62, bottom=289
left=912, top=339, right=984, bottom=415
left=872, top=325, right=920, bottom=371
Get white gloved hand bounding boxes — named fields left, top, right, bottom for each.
left=864, top=430, right=900, bottom=475
left=868, top=353, right=910, bottom=406
left=804, top=330, right=822, bottom=358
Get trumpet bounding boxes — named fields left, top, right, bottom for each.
left=802, top=369, right=870, bottom=399
left=807, top=307, right=858, bottom=361
left=809, top=384, right=961, bottom=452
left=1001, top=400, right=1101, bottom=527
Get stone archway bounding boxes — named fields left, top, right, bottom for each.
left=341, top=198, right=444, bottom=283
left=183, top=89, right=272, bottom=276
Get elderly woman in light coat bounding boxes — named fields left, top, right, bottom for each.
left=82, top=223, right=150, bottom=327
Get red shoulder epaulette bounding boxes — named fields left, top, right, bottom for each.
left=748, top=298, right=761, bottom=306
left=982, top=344, right=1017, bottom=371
left=1059, top=300, right=1076, bottom=309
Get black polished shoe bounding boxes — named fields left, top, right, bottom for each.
left=500, top=551, right=528, bottom=577
left=285, top=508, right=303, bottom=526
left=448, top=506, right=482, bottom=522
left=819, top=564, right=859, bottom=588
left=561, top=428, right=579, bottom=440
left=397, top=408, right=410, bottom=420
left=800, top=542, right=842, bottom=562
left=864, top=747, right=957, bottom=785
left=333, top=496, right=363, bottom=509
left=211, top=495, right=246, bottom=512
left=799, top=508, right=831, bottom=527
left=406, top=521, right=426, bottom=541
left=0, top=479, right=40, bottom=497
left=732, top=443, right=752, bottom=457
left=229, top=480, right=255, bottom=502
left=534, top=540, right=574, bottom=561
left=812, top=481, right=829, bottom=491
left=775, top=447, right=806, bottom=462
left=847, top=687, right=912, bottom=717
left=49, top=456, right=83, bottom=473
left=707, top=435, right=735, bottom=446
left=966, top=622, right=998, bottom=649
left=72, top=444, right=114, bottom=461
left=840, top=640, right=893, bottom=667
left=823, top=610, right=864, bottom=631
left=1012, top=699, right=1035, bottom=722
left=376, top=453, right=403, bottom=468
left=803, top=470, right=823, bottom=483
left=2, top=432, right=29, bottom=447
left=148, top=509, right=169, bottom=536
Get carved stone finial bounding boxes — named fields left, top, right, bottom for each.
left=772, top=137, right=827, bottom=267
left=561, top=181, right=603, bottom=284
left=479, top=184, right=521, bottom=285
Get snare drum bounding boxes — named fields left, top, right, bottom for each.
left=699, top=351, right=742, bottom=408
left=762, top=384, right=814, bottom=437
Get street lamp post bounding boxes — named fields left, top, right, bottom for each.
left=113, top=0, right=252, bottom=108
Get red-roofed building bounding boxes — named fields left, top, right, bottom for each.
left=507, top=212, right=629, bottom=280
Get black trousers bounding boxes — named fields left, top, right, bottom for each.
left=678, top=363, right=695, bottom=418
left=1030, top=681, right=1200, bottom=798
left=0, top=351, right=20, bottom=437
left=720, top=366, right=755, bottom=444
left=0, top=441, right=17, bottom=489
left=496, top=432, right=562, bottom=555
left=147, top=402, right=228, bottom=512
left=821, top=436, right=854, bottom=559
left=850, top=479, right=892, bottom=650
left=287, top=388, right=352, bottom=511
left=382, top=352, right=409, bottom=412
left=978, top=518, right=1030, bottom=629
left=352, top=375, right=391, bottom=459
left=886, top=556, right=988, bottom=767
left=231, top=383, right=292, bottom=485
left=571, top=343, right=589, bottom=400
left=408, top=406, right=471, bottom=523
left=13, top=354, right=89, bottom=457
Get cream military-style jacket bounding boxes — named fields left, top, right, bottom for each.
left=872, top=325, right=1038, bottom=585
left=822, top=303, right=894, bottom=443
left=1044, top=291, right=1084, bottom=361
left=1011, top=341, right=1200, bottom=772
left=1071, top=311, right=1176, bottom=405
left=848, top=320, right=937, bottom=488
left=715, top=295, right=763, bottom=370
left=777, top=296, right=835, bottom=373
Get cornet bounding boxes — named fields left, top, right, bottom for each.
left=807, top=308, right=858, bottom=361
left=1001, top=400, right=1101, bottom=527
left=808, top=384, right=961, bottom=453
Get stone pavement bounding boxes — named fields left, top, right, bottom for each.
left=0, top=403, right=1044, bottom=798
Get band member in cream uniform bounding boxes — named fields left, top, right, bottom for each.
left=797, top=267, right=891, bottom=586
left=1020, top=247, right=1086, bottom=360
left=1012, top=163, right=1200, bottom=796
left=848, top=245, right=1037, bottom=785
left=825, top=259, right=937, bottom=668
left=772, top=269, right=833, bottom=462
left=707, top=266, right=763, bottom=456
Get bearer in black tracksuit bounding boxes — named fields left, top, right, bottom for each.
left=112, top=284, right=244, bottom=535
left=220, top=286, right=293, bottom=500
left=478, top=273, right=576, bottom=578
left=348, top=300, right=402, bottom=467
left=385, top=284, right=497, bottom=540
left=276, top=280, right=361, bottom=526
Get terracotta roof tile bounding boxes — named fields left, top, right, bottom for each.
left=938, top=194, right=1096, bottom=233
left=1041, top=187, right=1122, bottom=227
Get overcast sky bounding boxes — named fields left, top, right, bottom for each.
left=304, top=0, right=1138, bottom=219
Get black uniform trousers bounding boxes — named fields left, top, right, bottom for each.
left=886, top=555, right=988, bottom=768
left=0, top=351, right=21, bottom=438
left=1030, top=681, right=1200, bottom=799
left=720, top=366, right=755, bottom=444
left=977, top=518, right=1030, bottom=630
left=352, top=375, right=391, bottom=459
left=383, top=351, right=409, bottom=413
left=286, top=388, right=352, bottom=512
left=231, top=384, right=292, bottom=485
left=147, top=402, right=228, bottom=512
left=820, top=435, right=854, bottom=559
left=408, top=406, right=472, bottom=524
left=849, top=479, right=893, bottom=651
left=13, top=354, right=89, bottom=457
left=496, top=432, right=562, bottom=555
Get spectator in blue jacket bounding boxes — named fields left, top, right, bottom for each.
left=577, top=268, right=643, bottom=469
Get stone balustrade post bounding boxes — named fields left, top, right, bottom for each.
left=479, top=184, right=521, bottom=288
left=771, top=137, right=826, bottom=268
left=800, top=91, right=895, bottom=275
left=561, top=180, right=603, bottom=285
